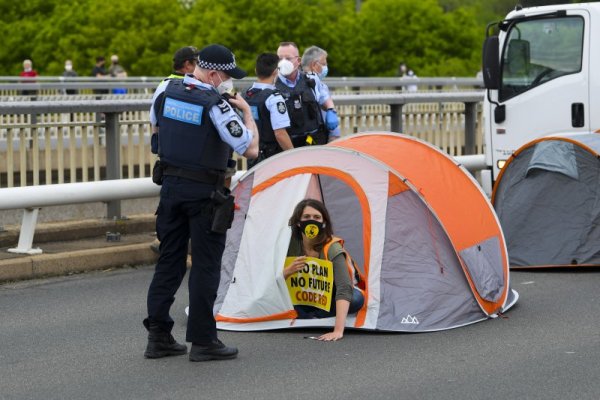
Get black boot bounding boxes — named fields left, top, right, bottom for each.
left=144, top=321, right=187, bottom=359
left=189, top=339, right=238, bottom=362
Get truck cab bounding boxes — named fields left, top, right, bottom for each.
left=481, top=3, right=600, bottom=182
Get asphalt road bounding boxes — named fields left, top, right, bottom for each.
left=1, top=266, right=599, bottom=400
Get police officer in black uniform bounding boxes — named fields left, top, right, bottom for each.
left=143, top=44, right=258, bottom=362
left=275, top=42, right=332, bottom=147
left=243, top=53, right=293, bottom=168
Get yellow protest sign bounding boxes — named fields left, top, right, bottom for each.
left=284, top=257, right=334, bottom=312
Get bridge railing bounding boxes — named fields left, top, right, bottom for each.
left=0, top=91, right=486, bottom=254
left=0, top=76, right=483, bottom=98
left=0, top=92, right=485, bottom=184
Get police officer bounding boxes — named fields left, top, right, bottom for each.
left=149, top=46, right=200, bottom=254
left=243, top=53, right=293, bottom=168
left=275, top=41, right=339, bottom=147
left=301, top=46, right=341, bottom=142
left=143, top=44, right=258, bottom=362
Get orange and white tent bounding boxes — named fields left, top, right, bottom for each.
left=215, top=132, right=517, bottom=332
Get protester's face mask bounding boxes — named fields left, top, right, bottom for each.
left=65, top=64, right=72, bottom=71
left=299, top=219, right=324, bottom=239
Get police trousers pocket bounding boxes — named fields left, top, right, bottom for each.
left=210, top=190, right=235, bottom=234
left=152, top=160, right=163, bottom=185
left=151, top=133, right=158, bottom=154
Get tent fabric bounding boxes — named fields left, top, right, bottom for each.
left=527, top=140, right=578, bottom=180
left=492, top=134, right=600, bottom=268
left=215, top=132, right=515, bottom=332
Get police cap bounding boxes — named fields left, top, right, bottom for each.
left=197, top=44, right=247, bottom=79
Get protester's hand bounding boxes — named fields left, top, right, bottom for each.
left=317, top=331, right=343, bottom=341
left=325, top=109, right=339, bottom=131
left=283, top=256, right=306, bottom=279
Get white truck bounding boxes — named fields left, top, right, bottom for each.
left=481, top=2, right=600, bottom=188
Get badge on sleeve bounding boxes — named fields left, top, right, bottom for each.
left=227, top=120, right=243, bottom=137
left=277, top=101, right=287, bottom=114
left=217, top=100, right=231, bottom=114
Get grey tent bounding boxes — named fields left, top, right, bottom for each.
left=492, top=134, right=600, bottom=268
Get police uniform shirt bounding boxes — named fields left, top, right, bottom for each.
left=248, top=82, right=291, bottom=130
left=177, top=75, right=253, bottom=155
left=306, top=72, right=330, bottom=105
left=306, top=73, right=341, bottom=138
left=277, top=71, right=327, bottom=107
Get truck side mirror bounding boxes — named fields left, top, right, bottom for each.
left=482, top=36, right=500, bottom=90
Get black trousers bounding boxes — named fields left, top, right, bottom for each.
left=146, top=177, right=225, bottom=344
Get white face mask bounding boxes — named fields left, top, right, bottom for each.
left=217, top=77, right=234, bottom=95
left=278, top=59, right=294, bottom=77
left=65, top=64, right=72, bottom=71
left=212, top=73, right=234, bottom=95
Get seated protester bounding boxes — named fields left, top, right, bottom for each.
left=243, top=53, right=293, bottom=168
left=301, top=46, right=341, bottom=142
left=284, top=199, right=364, bottom=342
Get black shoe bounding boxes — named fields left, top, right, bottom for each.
left=189, top=339, right=238, bottom=362
left=144, top=331, right=187, bottom=359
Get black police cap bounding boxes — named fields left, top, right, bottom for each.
left=197, top=44, right=246, bottom=79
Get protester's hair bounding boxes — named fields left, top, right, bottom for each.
left=278, top=41, right=298, bottom=49
left=96, top=56, right=105, bottom=63
left=301, top=46, right=327, bottom=71
left=289, top=199, right=334, bottom=251
left=255, top=53, right=279, bottom=79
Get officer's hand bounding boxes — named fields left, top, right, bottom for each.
left=326, top=109, right=339, bottom=131
left=227, top=93, right=250, bottom=113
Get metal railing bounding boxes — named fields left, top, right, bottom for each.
left=0, top=90, right=486, bottom=254
left=0, top=76, right=483, bottom=98
left=0, top=91, right=486, bottom=189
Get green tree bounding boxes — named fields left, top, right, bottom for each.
left=2, top=0, right=582, bottom=77
left=177, top=0, right=353, bottom=76
left=342, top=0, right=482, bottom=76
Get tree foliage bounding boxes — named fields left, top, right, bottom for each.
left=0, top=0, right=585, bottom=77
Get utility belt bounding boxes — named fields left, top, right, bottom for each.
left=152, top=160, right=234, bottom=234
left=290, top=128, right=328, bottom=148
left=152, top=160, right=224, bottom=186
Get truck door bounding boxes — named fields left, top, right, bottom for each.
left=488, top=10, right=589, bottom=178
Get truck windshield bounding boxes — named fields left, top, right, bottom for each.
left=499, top=16, right=584, bottom=102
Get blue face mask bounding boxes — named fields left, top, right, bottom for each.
left=318, top=65, right=328, bottom=79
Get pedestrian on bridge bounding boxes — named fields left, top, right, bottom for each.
left=19, top=59, right=38, bottom=96
left=144, top=43, right=259, bottom=362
